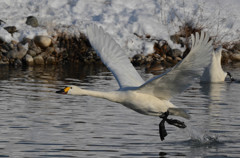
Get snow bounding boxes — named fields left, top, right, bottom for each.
left=0, top=0, right=239, bottom=56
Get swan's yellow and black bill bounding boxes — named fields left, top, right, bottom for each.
left=56, top=87, right=71, bottom=94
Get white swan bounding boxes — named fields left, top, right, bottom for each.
left=57, top=25, right=213, bottom=141
left=200, top=46, right=234, bottom=82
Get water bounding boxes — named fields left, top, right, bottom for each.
left=0, top=64, right=240, bottom=158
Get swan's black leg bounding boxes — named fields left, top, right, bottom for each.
left=159, top=111, right=186, bottom=141
left=227, top=72, right=235, bottom=82
left=159, top=119, right=167, bottom=141
left=159, top=111, right=169, bottom=141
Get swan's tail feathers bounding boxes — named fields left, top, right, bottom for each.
left=168, top=108, right=190, bottom=119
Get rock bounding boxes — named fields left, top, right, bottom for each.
left=33, top=55, right=44, bottom=65
left=0, top=60, right=9, bottom=64
left=4, top=26, right=17, bottom=35
left=26, top=16, right=39, bottom=27
left=233, top=43, right=240, bottom=51
left=146, top=64, right=164, bottom=73
left=28, top=40, right=42, bottom=54
left=24, top=54, right=34, bottom=65
left=0, top=19, right=6, bottom=25
left=233, top=49, right=240, bottom=54
left=34, top=35, right=52, bottom=48
left=175, top=56, right=182, bottom=62
left=172, top=49, right=183, bottom=58
left=46, top=56, right=56, bottom=65
left=7, top=43, right=27, bottom=59
left=14, top=59, right=22, bottom=66
left=153, top=53, right=161, bottom=59
left=222, top=50, right=231, bottom=64
left=27, top=49, right=37, bottom=57
left=40, top=51, right=49, bottom=59
left=45, top=47, right=55, bottom=54
left=145, top=55, right=153, bottom=63
left=131, top=54, right=145, bottom=65
left=166, top=56, right=173, bottom=62
left=170, top=34, right=184, bottom=47
left=230, top=53, right=240, bottom=62
left=1, top=55, right=8, bottom=62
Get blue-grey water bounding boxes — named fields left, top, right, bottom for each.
left=0, top=64, right=240, bottom=158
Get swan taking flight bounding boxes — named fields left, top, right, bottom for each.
left=200, top=46, right=234, bottom=82
left=57, top=24, right=213, bottom=141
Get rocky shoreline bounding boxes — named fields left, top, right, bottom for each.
left=1, top=16, right=240, bottom=71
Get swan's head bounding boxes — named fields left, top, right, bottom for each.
left=56, top=85, right=83, bottom=95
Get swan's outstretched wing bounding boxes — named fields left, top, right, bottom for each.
left=138, top=32, right=213, bottom=100
left=87, top=24, right=144, bottom=88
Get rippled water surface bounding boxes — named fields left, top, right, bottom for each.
left=0, top=64, right=240, bottom=158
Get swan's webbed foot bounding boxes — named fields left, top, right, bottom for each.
left=227, top=72, right=235, bottom=82
left=159, top=111, right=186, bottom=141
left=166, top=118, right=186, bottom=128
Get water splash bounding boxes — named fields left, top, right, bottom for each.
left=185, top=124, right=220, bottom=146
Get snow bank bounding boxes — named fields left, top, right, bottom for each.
left=0, top=0, right=239, bottom=56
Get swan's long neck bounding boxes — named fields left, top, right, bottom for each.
left=70, top=88, right=121, bottom=103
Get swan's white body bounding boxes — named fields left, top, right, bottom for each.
left=200, top=46, right=227, bottom=82
left=63, top=25, right=213, bottom=119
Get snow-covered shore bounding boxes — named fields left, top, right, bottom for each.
left=1, top=0, right=240, bottom=56
left=0, top=0, right=240, bottom=68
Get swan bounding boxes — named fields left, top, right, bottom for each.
left=57, top=24, right=213, bottom=141
left=200, top=46, right=234, bottom=82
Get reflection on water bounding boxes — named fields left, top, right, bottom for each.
left=0, top=64, right=240, bottom=157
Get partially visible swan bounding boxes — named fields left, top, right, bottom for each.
left=57, top=25, right=213, bottom=141
left=200, top=46, right=234, bottom=82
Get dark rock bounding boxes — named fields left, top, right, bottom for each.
left=4, top=26, right=17, bottom=35
left=233, top=49, right=240, bottom=54
left=21, top=38, right=32, bottom=45
left=131, top=54, right=145, bottom=66
left=222, top=50, right=231, bottom=64
left=14, top=59, right=22, bottom=66
left=0, top=19, right=6, bottom=25
left=172, top=49, right=182, bottom=58
left=154, top=41, right=172, bottom=57
left=46, top=56, right=56, bottom=65
left=170, top=34, right=184, bottom=47
left=26, top=16, right=39, bottom=27
left=233, top=43, right=240, bottom=51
